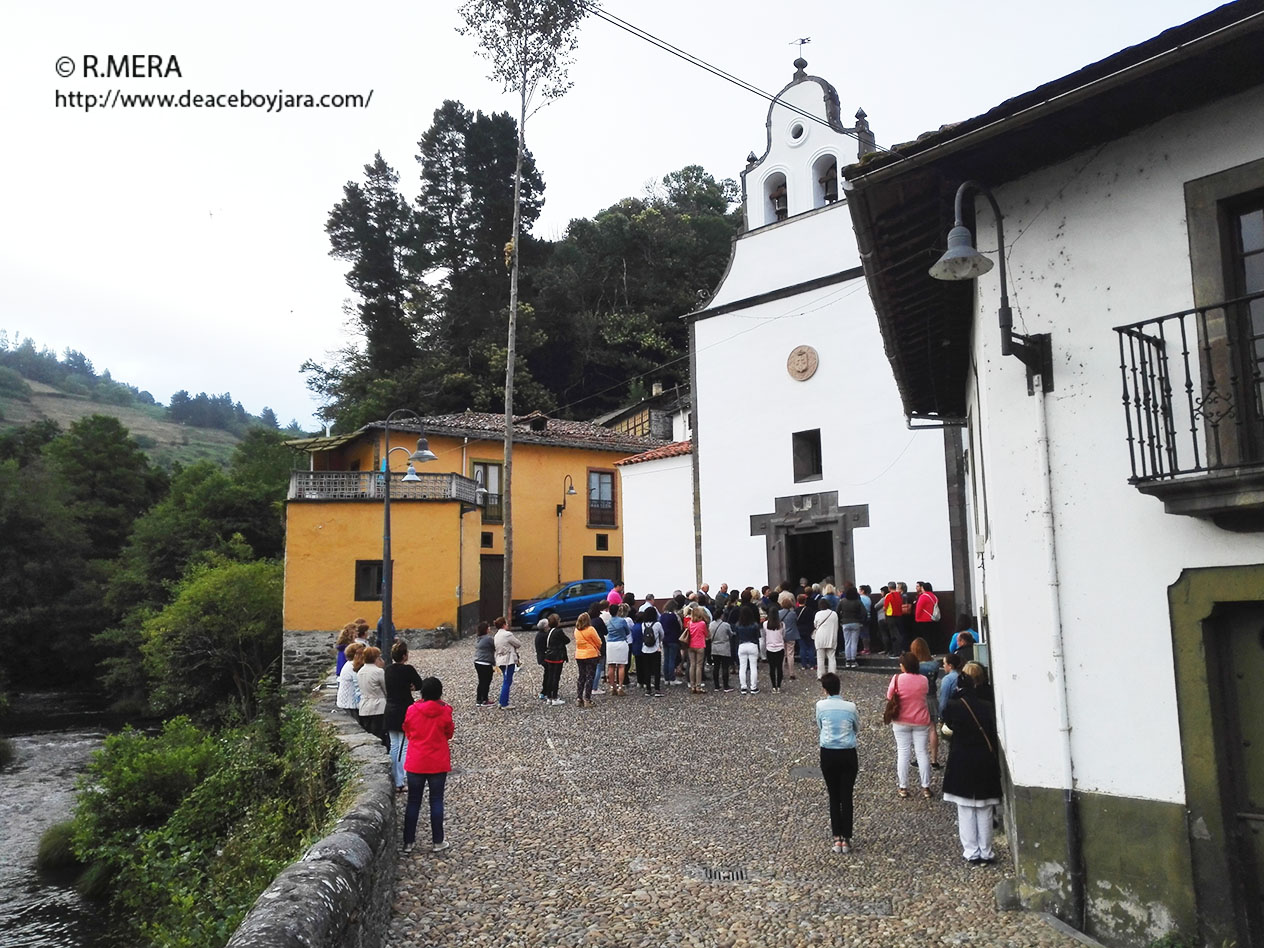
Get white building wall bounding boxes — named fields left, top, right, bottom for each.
left=964, top=85, right=1264, bottom=805
left=618, top=454, right=695, bottom=596
left=694, top=211, right=953, bottom=589
left=694, top=68, right=954, bottom=594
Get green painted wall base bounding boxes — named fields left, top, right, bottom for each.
left=1007, top=785, right=1196, bottom=947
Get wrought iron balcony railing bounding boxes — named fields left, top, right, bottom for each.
left=1114, top=289, right=1264, bottom=483
left=588, top=498, right=616, bottom=525
left=289, top=470, right=479, bottom=504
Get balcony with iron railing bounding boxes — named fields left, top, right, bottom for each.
left=1114, top=288, right=1264, bottom=529
left=289, top=470, right=480, bottom=505
left=587, top=498, right=616, bottom=526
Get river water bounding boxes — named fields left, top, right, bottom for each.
left=0, top=728, right=115, bottom=948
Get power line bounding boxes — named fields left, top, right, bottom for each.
left=581, top=2, right=895, bottom=157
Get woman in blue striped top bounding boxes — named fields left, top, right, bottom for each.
left=815, top=672, right=861, bottom=854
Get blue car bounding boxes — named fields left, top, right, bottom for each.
left=512, top=579, right=615, bottom=629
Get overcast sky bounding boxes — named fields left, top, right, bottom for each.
left=2, top=0, right=1221, bottom=429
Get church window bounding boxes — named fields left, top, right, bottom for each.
left=792, top=429, right=823, bottom=482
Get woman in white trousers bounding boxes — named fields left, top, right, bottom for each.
left=812, top=600, right=839, bottom=678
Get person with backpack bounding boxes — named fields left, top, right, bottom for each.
left=637, top=607, right=663, bottom=696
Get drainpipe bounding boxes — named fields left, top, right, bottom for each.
left=1033, top=375, right=1085, bottom=930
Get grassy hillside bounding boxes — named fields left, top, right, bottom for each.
left=1, top=378, right=242, bottom=469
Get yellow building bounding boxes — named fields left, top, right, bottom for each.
left=281, top=411, right=664, bottom=687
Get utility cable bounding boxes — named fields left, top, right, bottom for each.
left=581, top=2, right=896, bottom=157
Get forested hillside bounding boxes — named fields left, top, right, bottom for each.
left=305, top=99, right=742, bottom=432
left=0, top=336, right=307, bottom=469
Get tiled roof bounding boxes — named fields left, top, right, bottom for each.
left=615, top=440, right=692, bottom=466
left=366, top=411, right=669, bottom=454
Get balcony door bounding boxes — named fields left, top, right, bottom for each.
left=1230, top=200, right=1264, bottom=460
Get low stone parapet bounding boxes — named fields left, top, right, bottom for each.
left=226, top=678, right=396, bottom=948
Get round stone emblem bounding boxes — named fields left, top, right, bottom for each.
left=786, top=345, right=819, bottom=381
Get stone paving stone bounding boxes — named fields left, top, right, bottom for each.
left=387, top=648, right=1081, bottom=948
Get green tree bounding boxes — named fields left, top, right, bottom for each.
left=531, top=166, right=739, bottom=415
left=140, top=557, right=283, bottom=722
left=0, top=457, right=95, bottom=681
left=325, top=152, right=425, bottom=375
left=459, top=0, right=587, bottom=615
left=44, top=415, right=167, bottom=561
left=0, top=418, right=61, bottom=466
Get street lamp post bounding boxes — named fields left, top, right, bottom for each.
left=555, top=474, right=577, bottom=585
left=929, top=180, right=1053, bottom=394
left=381, top=409, right=437, bottom=665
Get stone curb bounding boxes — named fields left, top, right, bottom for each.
left=226, top=676, right=396, bottom=948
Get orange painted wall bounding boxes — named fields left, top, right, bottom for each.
left=462, top=440, right=625, bottom=600
left=284, top=499, right=470, bottom=631
left=284, top=428, right=630, bottom=633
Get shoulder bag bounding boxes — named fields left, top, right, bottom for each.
left=882, top=675, right=901, bottom=725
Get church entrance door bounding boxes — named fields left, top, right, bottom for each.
left=788, top=531, right=834, bottom=587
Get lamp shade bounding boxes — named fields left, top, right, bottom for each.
left=929, top=225, right=995, bottom=281
left=409, top=437, right=438, bottom=463
left=401, top=464, right=421, bottom=483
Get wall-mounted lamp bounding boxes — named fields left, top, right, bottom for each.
left=556, top=474, right=577, bottom=584
left=929, top=180, right=1053, bottom=394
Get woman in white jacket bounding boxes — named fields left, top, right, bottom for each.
left=336, top=642, right=364, bottom=718
left=813, top=599, right=840, bottom=679
left=356, top=646, right=389, bottom=750
left=492, top=617, right=524, bottom=710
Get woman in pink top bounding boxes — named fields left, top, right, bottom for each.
left=685, top=607, right=709, bottom=694
left=886, top=652, right=933, bottom=798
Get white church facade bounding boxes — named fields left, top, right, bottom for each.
left=685, top=59, right=965, bottom=621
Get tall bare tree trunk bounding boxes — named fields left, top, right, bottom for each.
left=501, top=74, right=527, bottom=620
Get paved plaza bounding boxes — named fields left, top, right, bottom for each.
left=388, top=646, right=1084, bottom=948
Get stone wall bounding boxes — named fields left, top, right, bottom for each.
left=283, top=625, right=461, bottom=695
left=226, top=678, right=397, bottom=948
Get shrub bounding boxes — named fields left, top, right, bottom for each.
left=37, top=820, right=80, bottom=870
left=70, top=705, right=352, bottom=948
left=0, top=365, right=30, bottom=399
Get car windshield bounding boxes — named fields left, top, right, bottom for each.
left=534, top=582, right=568, bottom=600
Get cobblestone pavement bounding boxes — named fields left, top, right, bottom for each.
left=389, top=647, right=1081, bottom=948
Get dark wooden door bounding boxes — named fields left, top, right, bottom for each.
left=582, top=556, right=621, bottom=583
left=479, top=555, right=504, bottom=622
left=1211, top=601, right=1264, bottom=946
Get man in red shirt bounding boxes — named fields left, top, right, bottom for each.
left=881, top=582, right=905, bottom=656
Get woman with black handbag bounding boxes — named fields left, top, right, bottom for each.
left=941, top=664, right=1002, bottom=864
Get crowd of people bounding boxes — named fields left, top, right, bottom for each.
left=331, top=576, right=998, bottom=865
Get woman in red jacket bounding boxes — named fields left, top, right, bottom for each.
left=402, top=676, right=455, bottom=855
